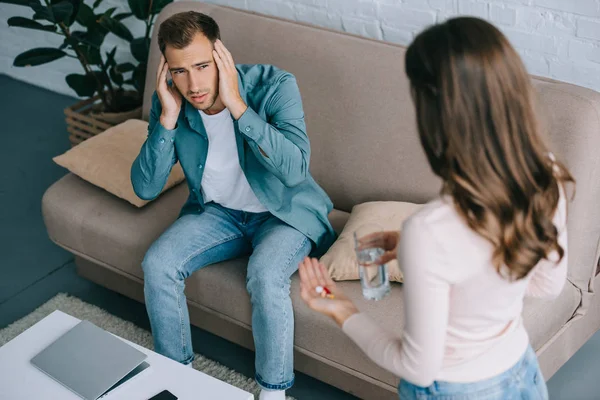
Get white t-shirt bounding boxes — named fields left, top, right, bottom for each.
left=343, top=184, right=568, bottom=387
left=199, top=108, right=267, bottom=213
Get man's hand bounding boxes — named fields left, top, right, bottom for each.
left=212, top=39, right=248, bottom=120
left=156, top=54, right=182, bottom=130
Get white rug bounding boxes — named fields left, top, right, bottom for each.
left=0, top=293, right=296, bottom=399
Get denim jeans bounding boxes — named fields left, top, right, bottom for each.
left=142, top=202, right=312, bottom=390
left=399, top=345, right=549, bottom=400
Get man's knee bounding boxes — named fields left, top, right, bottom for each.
left=246, top=266, right=289, bottom=299
left=142, top=239, right=182, bottom=284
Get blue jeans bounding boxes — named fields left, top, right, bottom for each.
left=399, top=345, right=548, bottom=399
left=142, top=202, right=312, bottom=390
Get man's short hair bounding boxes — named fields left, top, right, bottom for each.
left=158, top=11, right=221, bottom=54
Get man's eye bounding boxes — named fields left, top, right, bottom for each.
left=173, top=70, right=184, bottom=75
left=199, top=65, right=208, bottom=70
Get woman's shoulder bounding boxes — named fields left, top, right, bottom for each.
left=403, top=196, right=462, bottom=232
left=401, top=196, right=476, bottom=259
left=401, top=197, right=492, bottom=280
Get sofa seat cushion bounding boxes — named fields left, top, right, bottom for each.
left=43, top=173, right=352, bottom=277
left=43, top=173, right=189, bottom=275
left=42, top=173, right=581, bottom=386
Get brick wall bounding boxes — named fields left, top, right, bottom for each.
left=1, top=0, right=599, bottom=98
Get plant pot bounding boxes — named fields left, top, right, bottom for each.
left=64, top=94, right=143, bottom=147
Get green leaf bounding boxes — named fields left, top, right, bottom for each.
left=0, top=0, right=33, bottom=5
left=59, top=38, right=69, bottom=50
left=127, top=0, right=149, bottom=20
left=88, top=22, right=109, bottom=38
left=132, top=62, right=146, bottom=93
left=130, top=37, right=149, bottom=63
left=113, top=89, right=142, bottom=111
left=151, top=0, right=172, bottom=14
left=29, top=1, right=72, bottom=24
left=71, top=30, right=104, bottom=48
left=106, top=46, right=117, bottom=67
left=7, top=16, right=56, bottom=32
left=13, top=47, right=66, bottom=66
left=80, top=45, right=101, bottom=65
left=102, top=7, right=116, bottom=18
left=114, top=12, right=133, bottom=21
left=99, top=15, right=133, bottom=42
left=115, top=62, right=135, bottom=73
left=49, top=1, right=73, bottom=24
left=30, top=3, right=54, bottom=22
left=92, top=0, right=102, bottom=8
left=66, top=73, right=97, bottom=97
left=70, top=30, right=86, bottom=42
left=109, top=66, right=124, bottom=86
left=75, top=3, right=95, bottom=27
left=51, top=0, right=78, bottom=26
left=91, top=69, right=110, bottom=86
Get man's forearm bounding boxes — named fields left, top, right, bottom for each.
left=236, top=107, right=309, bottom=186
left=131, top=118, right=178, bottom=200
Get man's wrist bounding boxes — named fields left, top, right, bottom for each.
left=229, top=97, right=248, bottom=120
left=160, top=114, right=178, bottom=130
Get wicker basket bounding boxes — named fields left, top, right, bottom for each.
left=64, top=95, right=143, bottom=147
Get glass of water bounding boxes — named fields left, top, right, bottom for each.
left=354, top=223, right=391, bottom=301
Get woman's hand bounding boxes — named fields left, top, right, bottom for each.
left=298, top=257, right=359, bottom=327
left=357, top=231, right=400, bottom=265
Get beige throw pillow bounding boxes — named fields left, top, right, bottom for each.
left=53, top=119, right=185, bottom=207
left=321, top=201, right=424, bottom=283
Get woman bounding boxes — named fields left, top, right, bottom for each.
left=299, top=17, right=573, bottom=399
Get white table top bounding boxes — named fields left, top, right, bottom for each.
left=0, top=310, right=254, bottom=400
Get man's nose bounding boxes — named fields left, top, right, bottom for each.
left=188, top=71, right=201, bottom=93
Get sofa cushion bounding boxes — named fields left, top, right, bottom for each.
left=43, top=173, right=188, bottom=273
left=42, top=173, right=581, bottom=387
left=52, top=119, right=185, bottom=208
left=321, top=201, right=423, bottom=283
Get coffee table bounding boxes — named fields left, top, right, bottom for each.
left=0, top=310, right=254, bottom=399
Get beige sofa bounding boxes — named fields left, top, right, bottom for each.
left=42, top=2, right=600, bottom=399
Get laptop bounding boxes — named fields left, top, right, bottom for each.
left=31, top=320, right=149, bottom=400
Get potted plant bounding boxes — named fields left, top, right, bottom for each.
left=3, top=0, right=172, bottom=146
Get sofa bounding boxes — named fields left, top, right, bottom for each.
left=41, top=2, right=600, bottom=399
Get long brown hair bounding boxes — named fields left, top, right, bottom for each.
left=405, top=17, right=574, bottom=280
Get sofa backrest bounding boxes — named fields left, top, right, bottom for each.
left=144, top=2, right=600, bottom=301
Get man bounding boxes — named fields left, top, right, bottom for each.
left=131, top=11, right=336, bottom=400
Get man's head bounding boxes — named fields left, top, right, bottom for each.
left=158, top=11, right=223, bottom=113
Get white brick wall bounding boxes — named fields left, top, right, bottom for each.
left=2, top=0, right=599, bottom=98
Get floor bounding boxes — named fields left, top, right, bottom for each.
left=0, top=74, right=598, bottom=399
